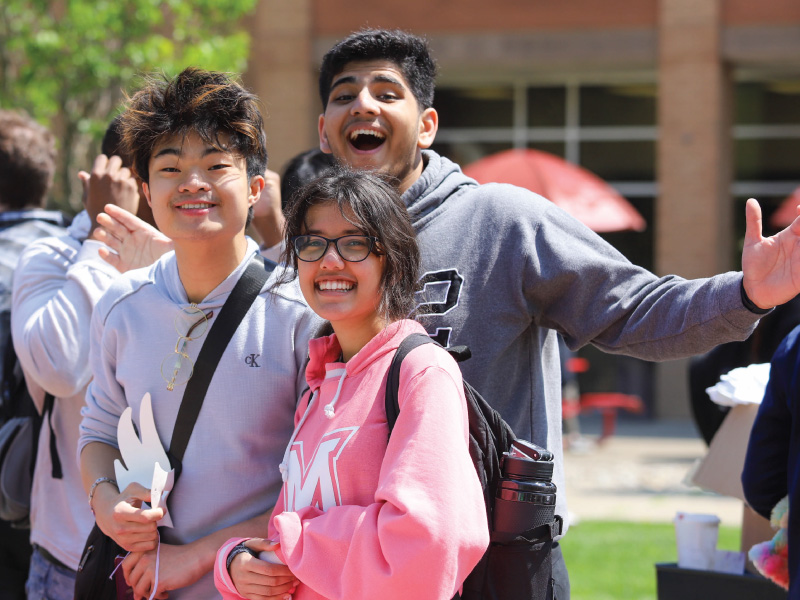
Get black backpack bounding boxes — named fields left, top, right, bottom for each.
left=0, top=333, right=59, bottom=527
left=385, top=333, right=562, bottom=600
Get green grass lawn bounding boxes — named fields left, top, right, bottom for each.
left=561, top=521, right=741, bottom=600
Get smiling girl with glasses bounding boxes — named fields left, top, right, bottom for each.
left=214, top=168, right=488, bottom=600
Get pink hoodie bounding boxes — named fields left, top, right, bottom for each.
left=215, top=319, right=488, bottom=599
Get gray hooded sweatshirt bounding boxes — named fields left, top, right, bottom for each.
left=404, top=151, right=761, bottom=533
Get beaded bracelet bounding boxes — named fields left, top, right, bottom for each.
left=87, top=476, right=118, bottom=514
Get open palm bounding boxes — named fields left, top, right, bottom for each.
left=742, top=198, right=800, bottom=310
left=94, top=204, right=174, bottom=273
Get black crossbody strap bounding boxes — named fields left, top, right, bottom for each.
left=169, top=256, right=273, bottom=465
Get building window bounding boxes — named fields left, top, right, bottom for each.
left=732, top=78, right=800, bottom=241
left=432, top=79, right=658, bottom=268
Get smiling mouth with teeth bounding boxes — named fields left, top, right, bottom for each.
left=179, top=203, right=215, bottom=210
left=349, top=129, right=385, bottom=151
left=318, top=280, right=354, bottom=291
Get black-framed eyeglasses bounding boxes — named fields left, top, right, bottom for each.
left=291, top=234, right=378, bottom=263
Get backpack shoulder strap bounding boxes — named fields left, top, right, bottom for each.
left=385, top=333, right=437, bottom=436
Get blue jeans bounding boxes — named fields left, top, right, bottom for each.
left=25, top=546, right=75, bottom=600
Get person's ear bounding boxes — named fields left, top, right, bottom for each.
left=142, top=182, right=152, bottom=207
left=417, top=107, right=438, bottom=149
left=248, top=175, right=265, bottom=207
left=318, top=114, right=332, bottom=154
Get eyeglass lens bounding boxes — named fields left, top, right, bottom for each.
left=293, top=235, right=373, bottom=262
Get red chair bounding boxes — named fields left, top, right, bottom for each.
left=561, top=356, right=644, bottom=442
left=576, top=392, right=644, bottom=442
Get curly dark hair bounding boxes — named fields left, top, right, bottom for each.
left=0, top=110, right=56, bottom=209
left=120, top=67, right=267, bottom=185
left=280, top=167, right=420, bottom=322
left=319, top=29, right=437, bottom=111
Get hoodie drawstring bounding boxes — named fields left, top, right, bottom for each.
left=279, top=389, right=318, bottom=482
left=323, top=368, right=347, bottom=419
left=278, top=367, right=348, bottom=481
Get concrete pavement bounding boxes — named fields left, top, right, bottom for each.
left=563, top=415, right=744, bottom=527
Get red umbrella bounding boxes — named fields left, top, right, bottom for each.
left=770, top=186, right=800, bottom=230
left=462, top=149, right=646, bottom=232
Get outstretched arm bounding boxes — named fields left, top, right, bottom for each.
left=94, top=204, right=173, bottom=273
left=742, top=198, right=800, bottom=310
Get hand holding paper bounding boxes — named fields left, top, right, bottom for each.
left=115, top=393, right=175, bottom=528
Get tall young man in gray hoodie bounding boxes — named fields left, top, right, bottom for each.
left=317, top=29, right=800, bottom=597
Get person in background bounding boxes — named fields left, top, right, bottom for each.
left=742, top=322, right=800, bottom=597
left=10, top=114, right=144, bottom=599
left=279, top=148, right=336, bottom=211
left=690, top=295, right=800, bottom=445
left=0, top=109, right=68, bottom=600
left=252, top=148, right=336, bottom=264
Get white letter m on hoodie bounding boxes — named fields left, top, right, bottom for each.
left=284, top=427, right=358, bottom=512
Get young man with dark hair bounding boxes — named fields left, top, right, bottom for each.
left=317, top=28, right=800, bottom=598
left=78, top=68, right=317, bottom=599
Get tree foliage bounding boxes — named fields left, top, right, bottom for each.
left=0, top=0, right=258, bottom=211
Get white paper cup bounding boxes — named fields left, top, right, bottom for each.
left=674, top=512, right=720, bottom=570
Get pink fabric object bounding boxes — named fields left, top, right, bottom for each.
left=463, top=148, right=646, bottom=233
left=770, top=186, right=800, bottom=230
left=748, top=495, right=789, bottom=590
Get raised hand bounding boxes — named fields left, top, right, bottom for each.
left=742, top=198, right=800, bottom=310
left=95, top=203, right=173, bottom=273
left=80, top=154, right=140, bottom=236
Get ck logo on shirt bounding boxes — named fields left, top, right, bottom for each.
left=284, top=427, right=358, bottom=512
left=245, top=353, right=260, bottom=367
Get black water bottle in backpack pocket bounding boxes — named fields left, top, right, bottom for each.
left=484, top=440, right=560, bottom=600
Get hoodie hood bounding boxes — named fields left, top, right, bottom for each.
left=150, top=237, right=262, bottom=306
left=280, top=319, right=429, bottom=482
left=402, top=150, right=479, bottom=229
left=304, top=320, right=426, bottom=393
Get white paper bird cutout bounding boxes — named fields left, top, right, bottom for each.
left=115, top=393, right=175, bottom=528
